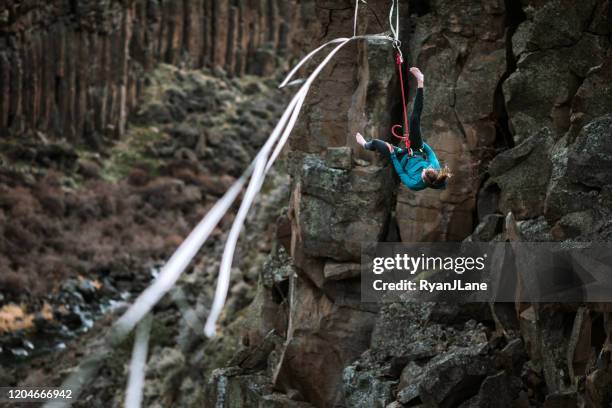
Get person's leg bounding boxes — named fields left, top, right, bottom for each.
left=357, top=133, right=407, bottom=161
left=408, top=67, right=425, bottom=150
left=364, top=138, right=392, bottom=159
left=408, top=87, right=424, bottom=150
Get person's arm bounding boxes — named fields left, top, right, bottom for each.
left=422, top=143, right=441, bottom=169
left=390, top=152, right=421, bottom=190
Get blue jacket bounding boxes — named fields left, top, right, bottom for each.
left=389, top=143, right=444, bottom=191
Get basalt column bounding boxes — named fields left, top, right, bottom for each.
left=0, top=0, right=300, bottom=142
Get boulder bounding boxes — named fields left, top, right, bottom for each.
left=526, top=0, right=600, bottom=50
left=274, top=277, right=376, bottom=407
left=291, top=155, right=393, bottom=262
left=323, top=262, right=361, bottom=282
left=514, top=217, right=553, bottom=242
left=551, top=210, right=598, bottom=240
left=457, top=371, right=523, bottom=408
left=416, top=345, right=493, bottom=408
left=489, top=128, right=554, bottom=220
left=470, top=214, right=504, bottom=242
left=566, top=115, right=612, bottom=188
left=544, top=137, right=600, bottom=223
left=569, top=57, right=612, bottom=139
left=342, top=364, right=397, bottom=408
left=504, top=0, right=606, bottom=141
left=396, top=361, right=426, bottom=404
left=205, top=368, right=276, bottom=408
left=325, top=147, right=352, bottom=170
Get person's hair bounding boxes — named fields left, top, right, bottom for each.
left=423, top=165, right=453, bottom=187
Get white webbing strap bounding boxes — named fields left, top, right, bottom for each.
left=124, top=314, right=152, bottom=408
left=279, top=34, right=394, bottom=89
left=353, top=0, right=368, bottom=37
left=204, top=0, right=400, bottom=337
left=204, top=39, right=353, bottom=337
left=203, top=85, right=309, bottom=336
left=354, top=0, right=359, bottom=37
left=109, top=31, right=395, bottom=340
left=113, top=170, right=249, bottom=336
left=389, top=0, right=400, bottom=42
left=45, top=2, right=402, bottom=403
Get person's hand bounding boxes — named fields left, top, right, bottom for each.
left=386, top=142, right=395, bottom=153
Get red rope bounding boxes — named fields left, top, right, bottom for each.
left=391, top=51, right=410, bottom=149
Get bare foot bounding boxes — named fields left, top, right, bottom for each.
left=409, top=67, right=424, bottom=86
left=355, top=132, right=366, bottom=147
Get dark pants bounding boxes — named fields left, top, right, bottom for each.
left=364, top=87, right=424, bottom=159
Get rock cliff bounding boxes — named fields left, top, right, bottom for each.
left=0, top=0, right=300, bottom=142
left=208, top=0, right=612, bottom=407
left=2, top=0, right=611, bottom=407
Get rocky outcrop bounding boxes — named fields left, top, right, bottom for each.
left=497, top=0, right=612, bottom=239
left=488, top=128, right=555, bottom=220
left=0, top=0, right=300, bottom=142
left=503, top=0, right=608, bottom=141
left=273, top=3, right=403, bottom=406
left=291, top=154, right=393, bottom=264
left=4, top=0, right=612, bottom=406
left=396, top=0, right=508, bottom=242
left=205, top=2, right=402, bottom=406
left=210, top=0, right=612, bottom=407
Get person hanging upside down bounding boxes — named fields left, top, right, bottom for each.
left=356, top=67, right=452, bottom=191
